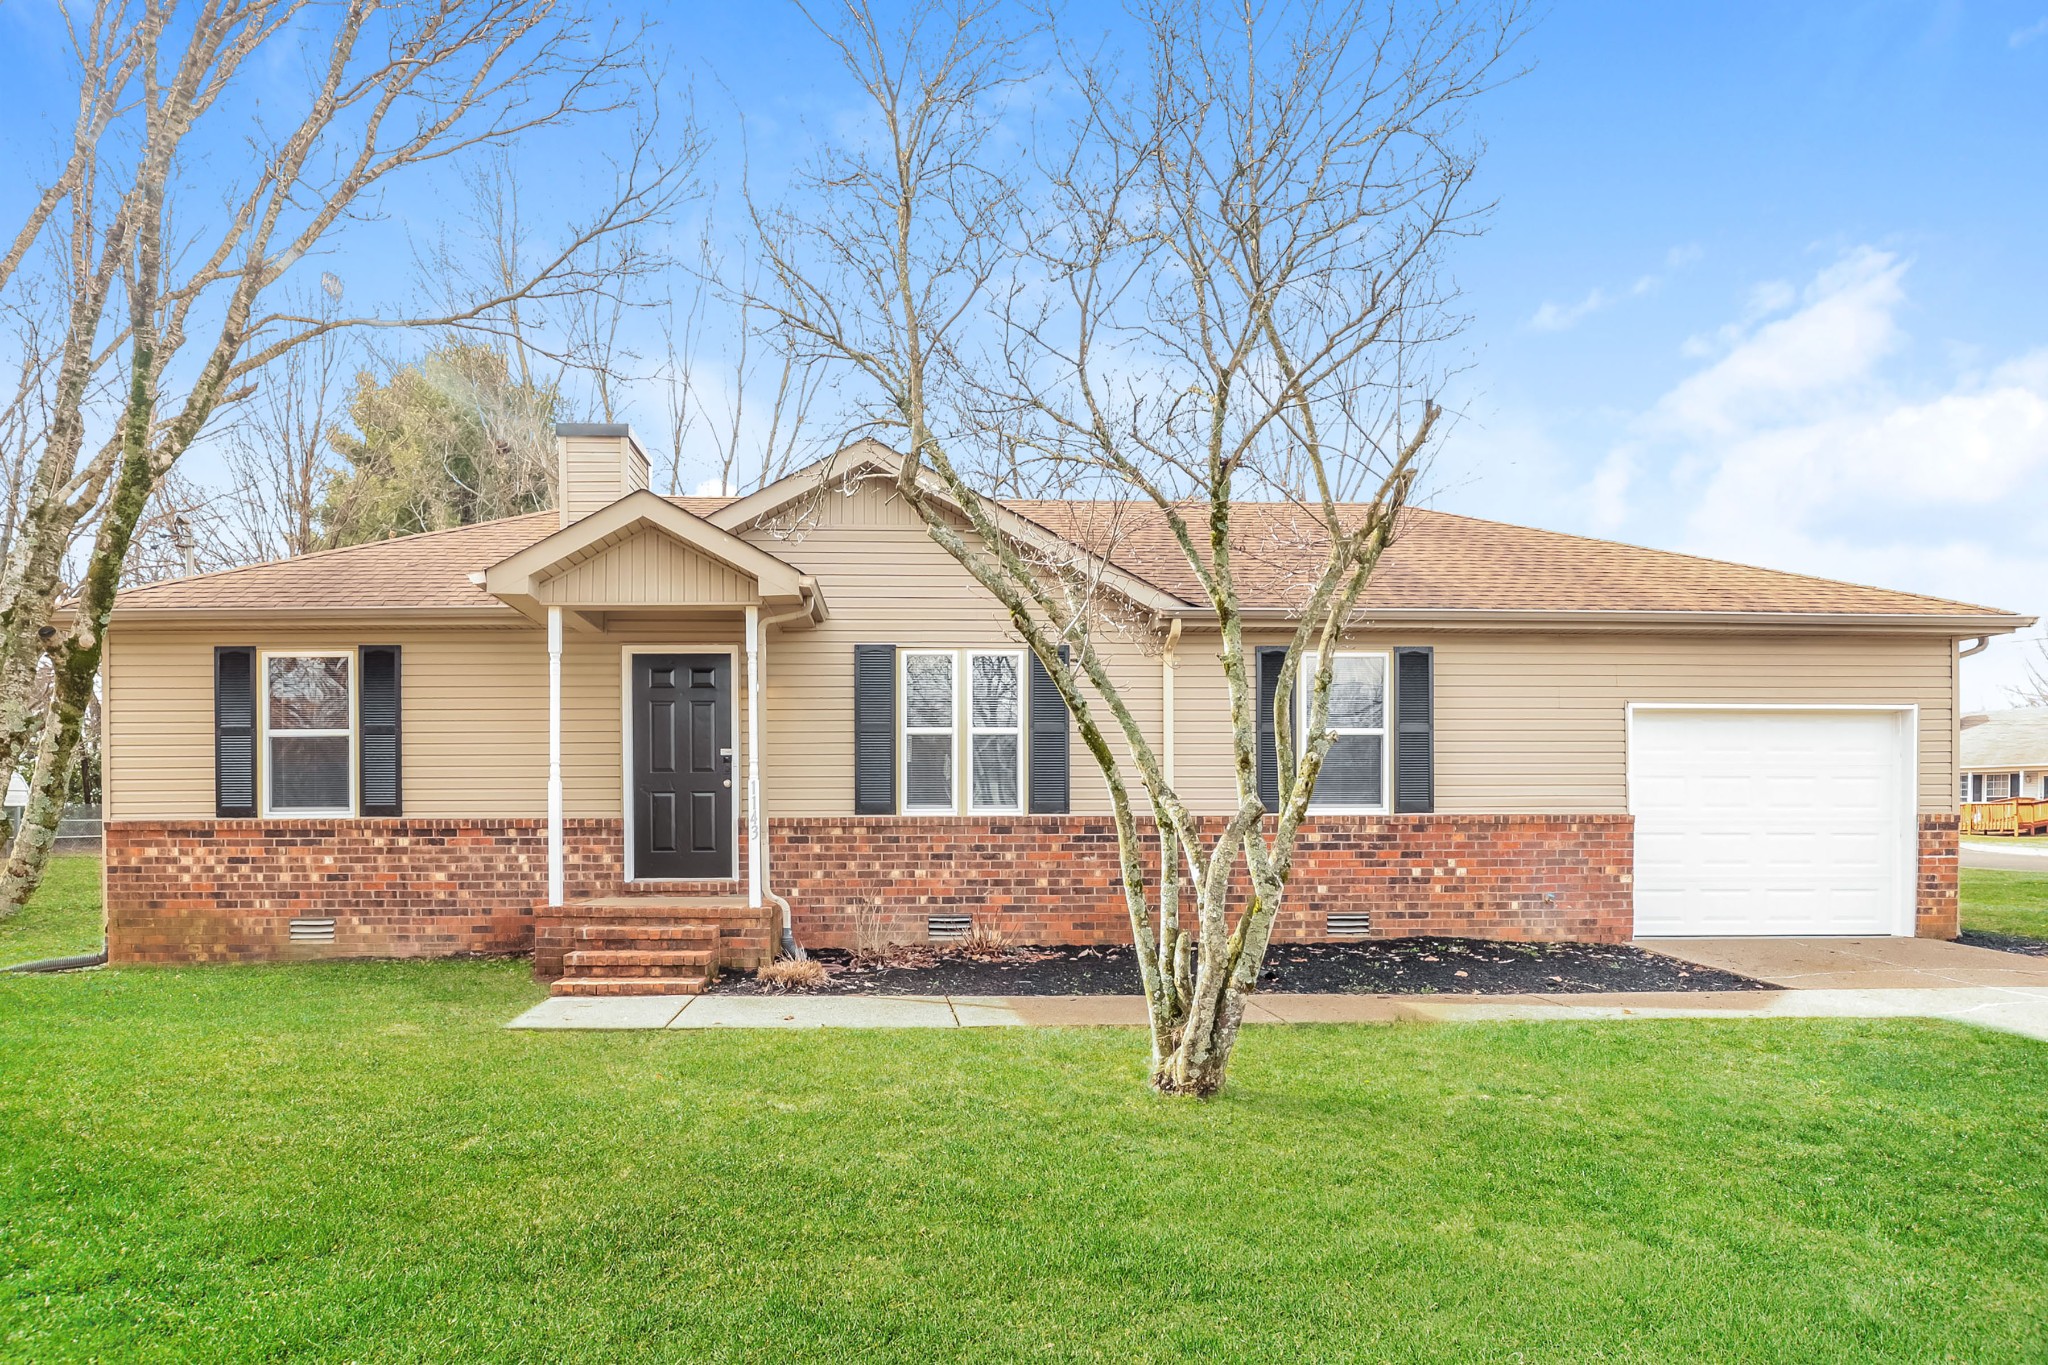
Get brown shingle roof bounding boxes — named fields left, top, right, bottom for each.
left=1010, top=501, right=2014, bottom=618
left=112, top=494, right=2018, bottom=622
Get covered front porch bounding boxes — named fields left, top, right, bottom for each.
left=483, top=487, right=826, bottom=995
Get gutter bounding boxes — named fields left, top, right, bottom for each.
left=1158, top=607, right=2036, bottom=634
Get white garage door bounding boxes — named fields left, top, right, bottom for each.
left=1630, top=708, right=1913, bottom=937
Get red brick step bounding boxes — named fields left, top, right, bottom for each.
left=551, top=976, right=707, bottom=997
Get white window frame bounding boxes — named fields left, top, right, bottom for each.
left=1298, top=649, right=1391, bottom=815
left=967, top=649, right=1026, bottom=814
left=900, top=650, right=959, bottom=814
left=258, top=649, right=356, bottom=818
left=1987, top=772, right=2012, bottom=801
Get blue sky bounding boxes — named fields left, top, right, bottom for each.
left=3, top=0, right=2044, bottom=705
left=681, top=0, right=2048, bottom=708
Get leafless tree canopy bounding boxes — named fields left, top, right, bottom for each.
left=0, top=0, right=699, bottom=913
left=750, top=0, right=1523, bottom=1094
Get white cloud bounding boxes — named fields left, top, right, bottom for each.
left=2010, top=15, right=2048, bottom=47
left=1528, top=254, right=1684, bottom=332
left=1554, top=247, right=2048, bottom=707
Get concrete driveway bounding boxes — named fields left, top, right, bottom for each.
left=1638, top=936, right=2048, bottom=990
left=1962, top=840, right=2048, bottom=872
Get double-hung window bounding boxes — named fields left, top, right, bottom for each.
left=968, top=651, right=1023, bottom=812
left=262, top=651, right=354, bottom=815
left=898, top=649, right=1027, bottom=814
left=902, top=651, right=957, bottom=812
left=1300, top=651, right=1388, bottom=812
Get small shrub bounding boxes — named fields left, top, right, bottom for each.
left=850, top=897, right=890, bottom=966
left=755, top=958, right=827, bottom=991
left=959, top=923, right=1010, bottom=960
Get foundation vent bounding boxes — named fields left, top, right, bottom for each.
left=927, top=914, right=972, bottom=942
left=1325, top=912, right=1371, bottom=938
left=288, top=918, right=336, bottom=944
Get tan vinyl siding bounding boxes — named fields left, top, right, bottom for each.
left=536, top=531, right=759, bottom=606
left=557, top=433, right=648, bottom=525
left=103, top=476, right=1960, bottom=824
left=1168, top=629, right=1957, bottom=815
left=103, top=621, right=750, bottom=824
left=741, top=478, right=1162, bottom=817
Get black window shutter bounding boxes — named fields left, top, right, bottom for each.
left=854, top=644, right=897, bottom=814
left=1028, top=645, right=1071, bottom=814
left=1255, top=646, right=1292, bottom=810
left=1393, top=646, right=1435, bottom=814
left=358, top=646, right=402, bottom=817
left=214, top=647, right=257, bottom=818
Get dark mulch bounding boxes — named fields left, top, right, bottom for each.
left=710, top=937, right=1769, bottom=997
left=1958, top=930, right=2048, bottom=959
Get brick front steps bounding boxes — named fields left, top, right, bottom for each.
left=534, top=893, right=777, bottom=997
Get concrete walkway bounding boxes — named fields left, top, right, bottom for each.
left=507, top=982, right=2048, bottom=1041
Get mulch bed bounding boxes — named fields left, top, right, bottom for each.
left=1958, top=930, right=2048, bottom=959
left=710, top=937, right=1768, bottom=997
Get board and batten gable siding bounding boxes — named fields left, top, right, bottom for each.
left=535, top=531, right=759, bottom=607
left=1166, top=628, right=1957, bottom=815
left=103, top=621, right=751, bottom=823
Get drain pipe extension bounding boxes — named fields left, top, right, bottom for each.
left=759, top=588, right=821, bottom=960
left=1958, top=636, right=1990, bottom=658
left=6, top=941, right=107, bottom=973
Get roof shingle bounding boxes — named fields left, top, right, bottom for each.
left=111, top=494, right=2018, bottom=622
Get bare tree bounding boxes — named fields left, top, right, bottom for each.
left=753, top=0, right=1519, bottom=1095
left=0, top=0, right=698, bottom=916
left=215, top=287, right=352, bottom=561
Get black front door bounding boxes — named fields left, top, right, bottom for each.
left=632, top=653, right=733, bottom=879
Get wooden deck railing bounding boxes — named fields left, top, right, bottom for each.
left=1962, top=799, right=2048, bottom=837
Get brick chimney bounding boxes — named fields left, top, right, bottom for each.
left=555, top=423, right=651, bottom=527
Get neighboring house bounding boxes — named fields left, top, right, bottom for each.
left=99, top=426, right=2031, bottom=992
left=1959, top=708, right=2048, bottom=835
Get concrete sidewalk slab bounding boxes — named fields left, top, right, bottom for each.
left=995, top=995, right=1151, bottom=1027
left=669, top=995, right=958, bottom=1029
left=506, top=996, right=691, bottom=1030
left=947, top=997, right=1032, bottom=1027
left=1639, top=936, right=2048, bottom=990
left=1245, top=994, right=1410, bottom=1024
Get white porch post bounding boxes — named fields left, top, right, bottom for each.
left=745, top=604, right=764, bottom=908
left=547, top=605, right=564, bottom=907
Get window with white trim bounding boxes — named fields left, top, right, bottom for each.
left=902, top=651, right=956, bottom=812
left=1987, top=772, right=2012, bottom=801
left=968, top=651, right=1023, bottom=813
left=1300, top=651, right=1388, bottom=812
left=262, top=651, right=354, bottom=815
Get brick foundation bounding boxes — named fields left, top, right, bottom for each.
left=104, top=818, right=743, bottom=964
left=102, top=806, right=1964, bottom=965
left=1916, top=813, right=1960, bottom=939
left=769, top=814, right=1638, bottom=948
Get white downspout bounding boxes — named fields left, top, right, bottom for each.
left=745, top=605, right=763, bottom=914
left=756, top=591, right=819, bottom=959
left=1162, top=617, right=1182, bottom=788
left=547, top=605, right=564, bottom=907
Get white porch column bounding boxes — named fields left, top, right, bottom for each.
left=547, top=605, right=564, bottom=907
left=745, top=604, right=764, bottom=908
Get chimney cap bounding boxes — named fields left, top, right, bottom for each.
left=556, top=422, right=639, bottom=440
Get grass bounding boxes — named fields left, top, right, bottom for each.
left=0, top=853, right=101, bottom=966
left=1960, top=867, right=2048, bottom=942
left=2, top=961, right=2046, bottom=1361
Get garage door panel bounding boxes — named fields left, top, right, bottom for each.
left=1632, top=709, right=1910, bottom=937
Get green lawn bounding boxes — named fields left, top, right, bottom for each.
left=2, top=961, right=2045, bottom=1361
left=1961, top=867, right=2048, bottom=941
left=0, top=853, right=101, bottom=966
